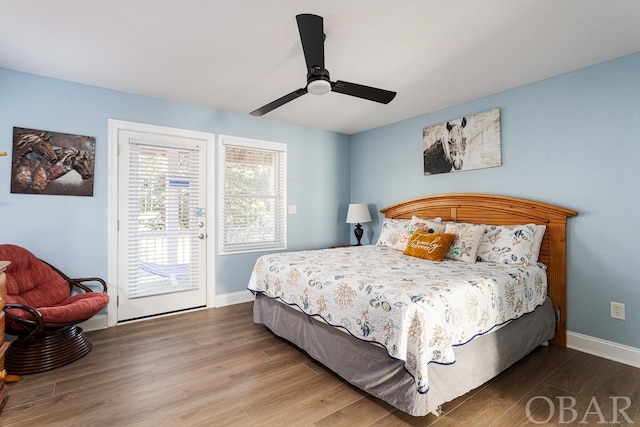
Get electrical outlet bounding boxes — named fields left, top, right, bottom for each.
left=610, top=302, right=625, bottom=320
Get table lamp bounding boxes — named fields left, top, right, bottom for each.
left=346, top=203, right=372, bottom=246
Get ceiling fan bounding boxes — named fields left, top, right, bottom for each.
left=250, top=14, right=397, bottom=116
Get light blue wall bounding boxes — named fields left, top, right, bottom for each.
left=350, top=53, right=640, bottom=349
left=0, top=68, right=350, bottom=296
left=3, top=52, right=638, bottom=350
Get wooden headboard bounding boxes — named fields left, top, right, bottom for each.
left=380, top=194, right=577, bottom=346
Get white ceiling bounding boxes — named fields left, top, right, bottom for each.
left=2, top=0, right=639, bottom=135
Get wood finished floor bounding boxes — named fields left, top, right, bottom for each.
left=2, top=302, right=639, bottom=426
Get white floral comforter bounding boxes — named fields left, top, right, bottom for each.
left=247, top=245, right=547, bottom=393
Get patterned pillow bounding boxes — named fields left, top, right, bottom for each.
left=444, top=222, right=486, bottom=263
left=477, top=224, right=537, bottom=266
left=403, top=231, right=455, bottom=262
left=390, top=216, right=445, bottom=251
left=376, top=218, right=410, bottom=248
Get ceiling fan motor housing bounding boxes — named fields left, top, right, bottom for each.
left=307, top=67, right=331, bottom=95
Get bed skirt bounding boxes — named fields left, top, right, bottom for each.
left=253, top=293, right=556, bottom=417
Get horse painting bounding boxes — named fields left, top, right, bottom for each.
left=11, top=127, right=95, bottom=196
left=423, top=118, right=467, bottom=174
left=423, top=109, right=501, bottom=176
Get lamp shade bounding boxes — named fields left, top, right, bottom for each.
left=346, top=203, right=372, bottom=224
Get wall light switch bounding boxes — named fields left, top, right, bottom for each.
left=288, top=205, right=297, bottom=215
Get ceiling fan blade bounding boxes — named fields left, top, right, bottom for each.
left=332, top=80, right=397, bottom=104
left=250, top=88, right=308, bottom=116
left=296, top=14, right=324, bottom=72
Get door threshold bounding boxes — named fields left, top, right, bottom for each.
left=117, top=305, right=207, bottom=324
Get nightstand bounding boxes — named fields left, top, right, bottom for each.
left=1, top=261, right=9, bottom=411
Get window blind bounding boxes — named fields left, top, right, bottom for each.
left=219, top=136, right=287, bottom=254
left=127, top=142, right=202, bottom=297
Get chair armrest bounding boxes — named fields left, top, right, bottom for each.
left=69, top=277, right=108, bottom=293
left=3, top=303, right=46, bottom=339
left=40, top=259, right=108, bottom=293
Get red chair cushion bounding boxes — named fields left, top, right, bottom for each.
left=35, top=293, right=110, bottom=324
left=0, top=244, right=108, bottom=324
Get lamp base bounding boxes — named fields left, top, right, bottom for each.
left=354, top=223, right=364, bottom=246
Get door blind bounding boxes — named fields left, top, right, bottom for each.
left=126, top=141, right=202, bottom=298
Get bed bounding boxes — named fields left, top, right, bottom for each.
left=248, top=194, right=577, bottom=416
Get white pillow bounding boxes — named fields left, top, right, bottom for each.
left=529, top=225, right=546, bottom=264
left=410, top=216, right=445, bottom=232
left=444, top=222, right=486, bottom=263
left=477, top=224, right=537, bottom=266
left=390, top=216, right=445, bottom=251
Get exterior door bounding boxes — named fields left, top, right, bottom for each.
left=117, top=129, right=208, bottom=322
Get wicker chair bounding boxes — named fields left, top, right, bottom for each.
left=0, top=244, right=109, bottom=375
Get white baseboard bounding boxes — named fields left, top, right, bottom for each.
left=567, top=331, right=640, bottom=369
left=214, top=290, right=255, bottom=307
left=78, top=314, right=108, bottom=332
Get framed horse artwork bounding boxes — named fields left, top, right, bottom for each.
left=10, top=127, right=96, bottom=196
left=423, top=108, right=501, bottom=175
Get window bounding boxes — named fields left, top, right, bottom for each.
left=219, top=135, right=287, bottom=254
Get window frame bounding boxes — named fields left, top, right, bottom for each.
left=218, top=135, right=287, bottom=255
